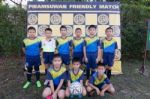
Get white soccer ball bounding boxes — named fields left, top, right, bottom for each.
left=69, top=82, right=82, bottom=95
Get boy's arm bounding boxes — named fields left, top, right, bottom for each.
left=101, top=84, right=110, bottom=93
left=89, top=83, right=100, bottom=95
left=80, top=80, right=83, bottom=86
left=55, top=39, right=58, bottom=54
left=114, top=41, right=118, bottom=61
left=96, top=39, right=102, bottom=63
left=67, top=80, right=71, bottom=87
left=83, top=44, right=88, bottom=63
left=55, top=79, right=64, bottom=93
left=49, top=80, right=55, bottom=93
left=46, top=71, right=54, bottom=93
left=80, top=72, right=84, bottom=86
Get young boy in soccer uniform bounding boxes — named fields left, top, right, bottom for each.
left=65, top=58, right=87, bottom=98
left=87, top=62, right=115, bottom=96
left=101, top=27, right=118, bottom=79
left=72, top=28, right=84, bottom=63
left=41, top=28, right=56, bottom=74
left=42, top=54, right=66, bottom=99
left=56, top=25, right=72, bottom=69
left=22, top=27, right=42, bottom=89
left=84, top=25, right=101, bottom=80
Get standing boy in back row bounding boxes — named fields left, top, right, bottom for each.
left=56, top=25, right=72, bottom=70
left=101, top=27, right=118, bottom=79
left=84, top=25, right=102, bottom=81
left=22, top=27, right=42, bottom=89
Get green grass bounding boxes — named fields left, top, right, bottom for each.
left=0, top=57, right=150, bottom=99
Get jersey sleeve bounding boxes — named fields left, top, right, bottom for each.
left=67, top=71, right=71, bottom=80
left=115, top=41, right=118, bottom=49
left=61, top=71, right=66, bottom=80
left=56, top=39, right=59, bottom=47
left=80, top=72, right=84, bottom=80
left=83, top=39, right=87, bottom=46
left=101, top=41, right=104, bottom=49
left=39, top=41, right=42, bottom=48
left=22, top=41, right=25, bottom=48
left=89, top=76, right=94, bottom=84
left=104, top=78, right=110, bottom=84
left=69, top=39, right=72, bottom=47
left=46, top=71, right=52, bottom=80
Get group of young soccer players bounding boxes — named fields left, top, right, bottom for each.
left=22, top=25, right=118, bottom=99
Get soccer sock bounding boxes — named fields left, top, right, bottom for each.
left=34, top=66, right=40, bottom=81
left=27, top=73, right=32, bottom=82
left=107, top=70, right=112, bottom=79
left=27, top=67, right=32, bottom=82
left=35, top=71, right=40, bottom=81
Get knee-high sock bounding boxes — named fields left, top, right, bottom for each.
left=27, top=67, right=32, bottom=82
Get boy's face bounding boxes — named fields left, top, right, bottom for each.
left=45, top=30, right=52, bottom=38
left=105, top=29, right=113, bottom=37
left=60, top=28, right=67, bottom=37
left=75, top=30, right=82, bottom=38
left=52, top=57, right=62, bottom=68
left=97, top=66, right=105, bottom=75
left=88, top=28, right=96, bottom=36
left=27, top=29, right=36, bottom=38
left=72, top=62, right=80, bottom=69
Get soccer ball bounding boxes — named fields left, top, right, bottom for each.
left=69, top=82, right=82, bottom=95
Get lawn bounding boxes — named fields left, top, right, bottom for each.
left=0, top=57, right=150, bottom=99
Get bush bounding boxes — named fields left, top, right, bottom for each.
left=121, top=4, right=150, bottom=59
left=0, top=5, right=26, bottom=56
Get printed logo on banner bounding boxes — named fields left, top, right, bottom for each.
left=111, top=25, right=120, bottom=37
left=28, top=14, right=38, bottom=25
left=50, top=14, right=62, bottom=25
left=38, top=25, right=49, bottom=36
left=98, top=14, right=109, bottom=25
left=66, top=25, right=73, bottom=36
left=74, top=14, right=85, bottom=25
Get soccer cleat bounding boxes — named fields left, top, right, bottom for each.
left=23, top=81, right=31, bottom=89
left=36, top=80, right=42, bottom=88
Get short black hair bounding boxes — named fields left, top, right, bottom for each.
left=88, top=25, right=97, bottom=30
left=105, top=27, right=113, bottom=32
left=45, top=28, right=52, bottom=32
left=75, top=28, right=81, bottom=31
left=53, top=54, right=62, bottom=60
left=60, top=25, right=67, bottom=30
left=97, top=62, right=104, bottom=67
left=72, top=57, right=81, bottom=64
left=27, top=26, right=36, bottom=31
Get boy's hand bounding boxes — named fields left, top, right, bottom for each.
left=100, top=58, right=103, bottom=63
left=95, top=88, right=100, bottom=95
left=52, top=92, right=57, bottom=99
left=84, top=57, right=88, bottom=63
left=96, top=58, right=100, bottom=63
left=100, top=91, right=105, bottom=96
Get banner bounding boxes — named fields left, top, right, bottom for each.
left=27, top=2, right=122, bottom=74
